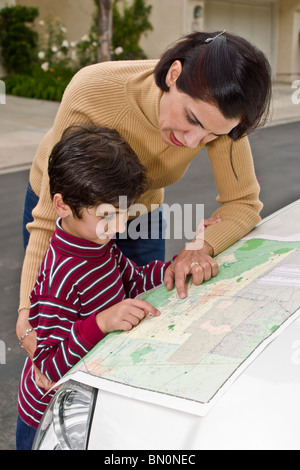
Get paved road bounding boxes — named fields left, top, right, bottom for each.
left=0, top=120, right=299, bottom=450
left=0, top=170, right=29, bottom=450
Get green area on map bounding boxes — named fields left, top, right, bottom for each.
left=71, top=239, right=300, bottom=405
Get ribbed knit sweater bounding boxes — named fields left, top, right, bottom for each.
left=18, top=218, right=170, bottom=428
left=19, top=60, right=262, bottom=310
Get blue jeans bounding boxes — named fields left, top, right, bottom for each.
left=16, top=415, right=36, bottom=450
left=115, top=207, right=166, bottom=264
left=23, top=182, right=39, bottom=251
left=22, top=182, right=166, bottom=263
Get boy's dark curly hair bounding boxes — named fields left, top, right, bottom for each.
left=48, top=125, right=150, bottom=218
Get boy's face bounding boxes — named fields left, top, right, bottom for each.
left=61, top=204, right=129, bottom=245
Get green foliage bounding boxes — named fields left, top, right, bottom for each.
left=71, top=0, right=153, bottom=67
left=1, top=0, right=153, bottom=101
left=2, top=12, right=76, bottom=101
left=75, top=10, right=99, bottom=68
left=37, top=16, right=76, bottom=72
left=112, top=0, right=153, bottom=60
left=0, top=5, right=39, bottom=74
left=4, top=65, right=73, bottom=102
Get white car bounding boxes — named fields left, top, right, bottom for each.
left=32, top=201, right=300, bottom=451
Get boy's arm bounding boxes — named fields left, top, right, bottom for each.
left=114, top=244, right=172, bottom=298
left=30, top=296, right=106, bottom=384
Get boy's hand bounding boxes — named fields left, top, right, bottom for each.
left=96, top=298, right=160, bottom=334
left=34, top=365, right=56, bottom=391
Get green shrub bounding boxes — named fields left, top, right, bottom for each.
left=1, top=0, right=153, bottom=102
left=2, top=13, right=76, bottom=102
left=112, top=0, right=153, bottom=60
left=0, top=5, right=39, bottom=74
left=77, top=0, right=153, bottom=64
left=37, top=16, right=79, bottom=73
left=5, top=66, right=73, bottom=102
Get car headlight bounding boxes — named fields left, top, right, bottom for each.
left=32, top=380, right=97, bottom=450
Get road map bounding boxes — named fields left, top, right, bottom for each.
left=65, top=234, right=300, bottom=415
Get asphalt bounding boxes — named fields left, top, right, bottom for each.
left=0, top=84, right=299, bottom=450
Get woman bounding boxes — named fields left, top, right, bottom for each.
left=17, top=31, right=271, bottom=363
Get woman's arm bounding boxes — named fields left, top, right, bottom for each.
left=164, top=136, right=262, bottom=298
left=203, top=134, right=263, bottom=255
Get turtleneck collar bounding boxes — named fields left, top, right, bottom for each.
left=125, top=60, right=162, bottom=131
left=51, top=218, right=112, bottom=260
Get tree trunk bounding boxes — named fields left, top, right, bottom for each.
left=97, top=0, right=112, bottom=62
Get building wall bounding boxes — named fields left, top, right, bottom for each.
left=0, top=0, right=15, bottom=7
left=140, top=0, right=300, bottom=82
left=16, top=0, right=95, bottom=42
left=139, top=0, right=184, bottom=58
left=277, top=0, right=300, bottom=81
left=140, top=0, right=279, bottom=76
left=202, top=0, right=278, bottom=76
left=1, top=0, right=299, bottom=82
left=139, top=0, right=204, bottom=58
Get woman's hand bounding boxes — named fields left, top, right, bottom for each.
left=96, top=298, right=160, bottom=334
left=164, top=217, right=220, bottom=299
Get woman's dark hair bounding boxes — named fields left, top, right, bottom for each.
left=155, top=31, right=272, bottom=140
left=48, top=125, right=150, bottom=218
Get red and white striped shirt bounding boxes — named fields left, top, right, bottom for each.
left=18, top=218, right=170, bottom=428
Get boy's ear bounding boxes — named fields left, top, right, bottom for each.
left=53, top=194, right=72, bottom=218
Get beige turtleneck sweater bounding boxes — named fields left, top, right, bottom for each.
left=19, top=60, right=262, bottom=310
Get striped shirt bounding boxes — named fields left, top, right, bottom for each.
left=18, top=218, right=170, bottom=429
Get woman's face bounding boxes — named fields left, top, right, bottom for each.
left=159, top=61, right=240, bottom=148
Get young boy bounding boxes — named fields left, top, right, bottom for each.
left=17, top=125, right=171, bottom=449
